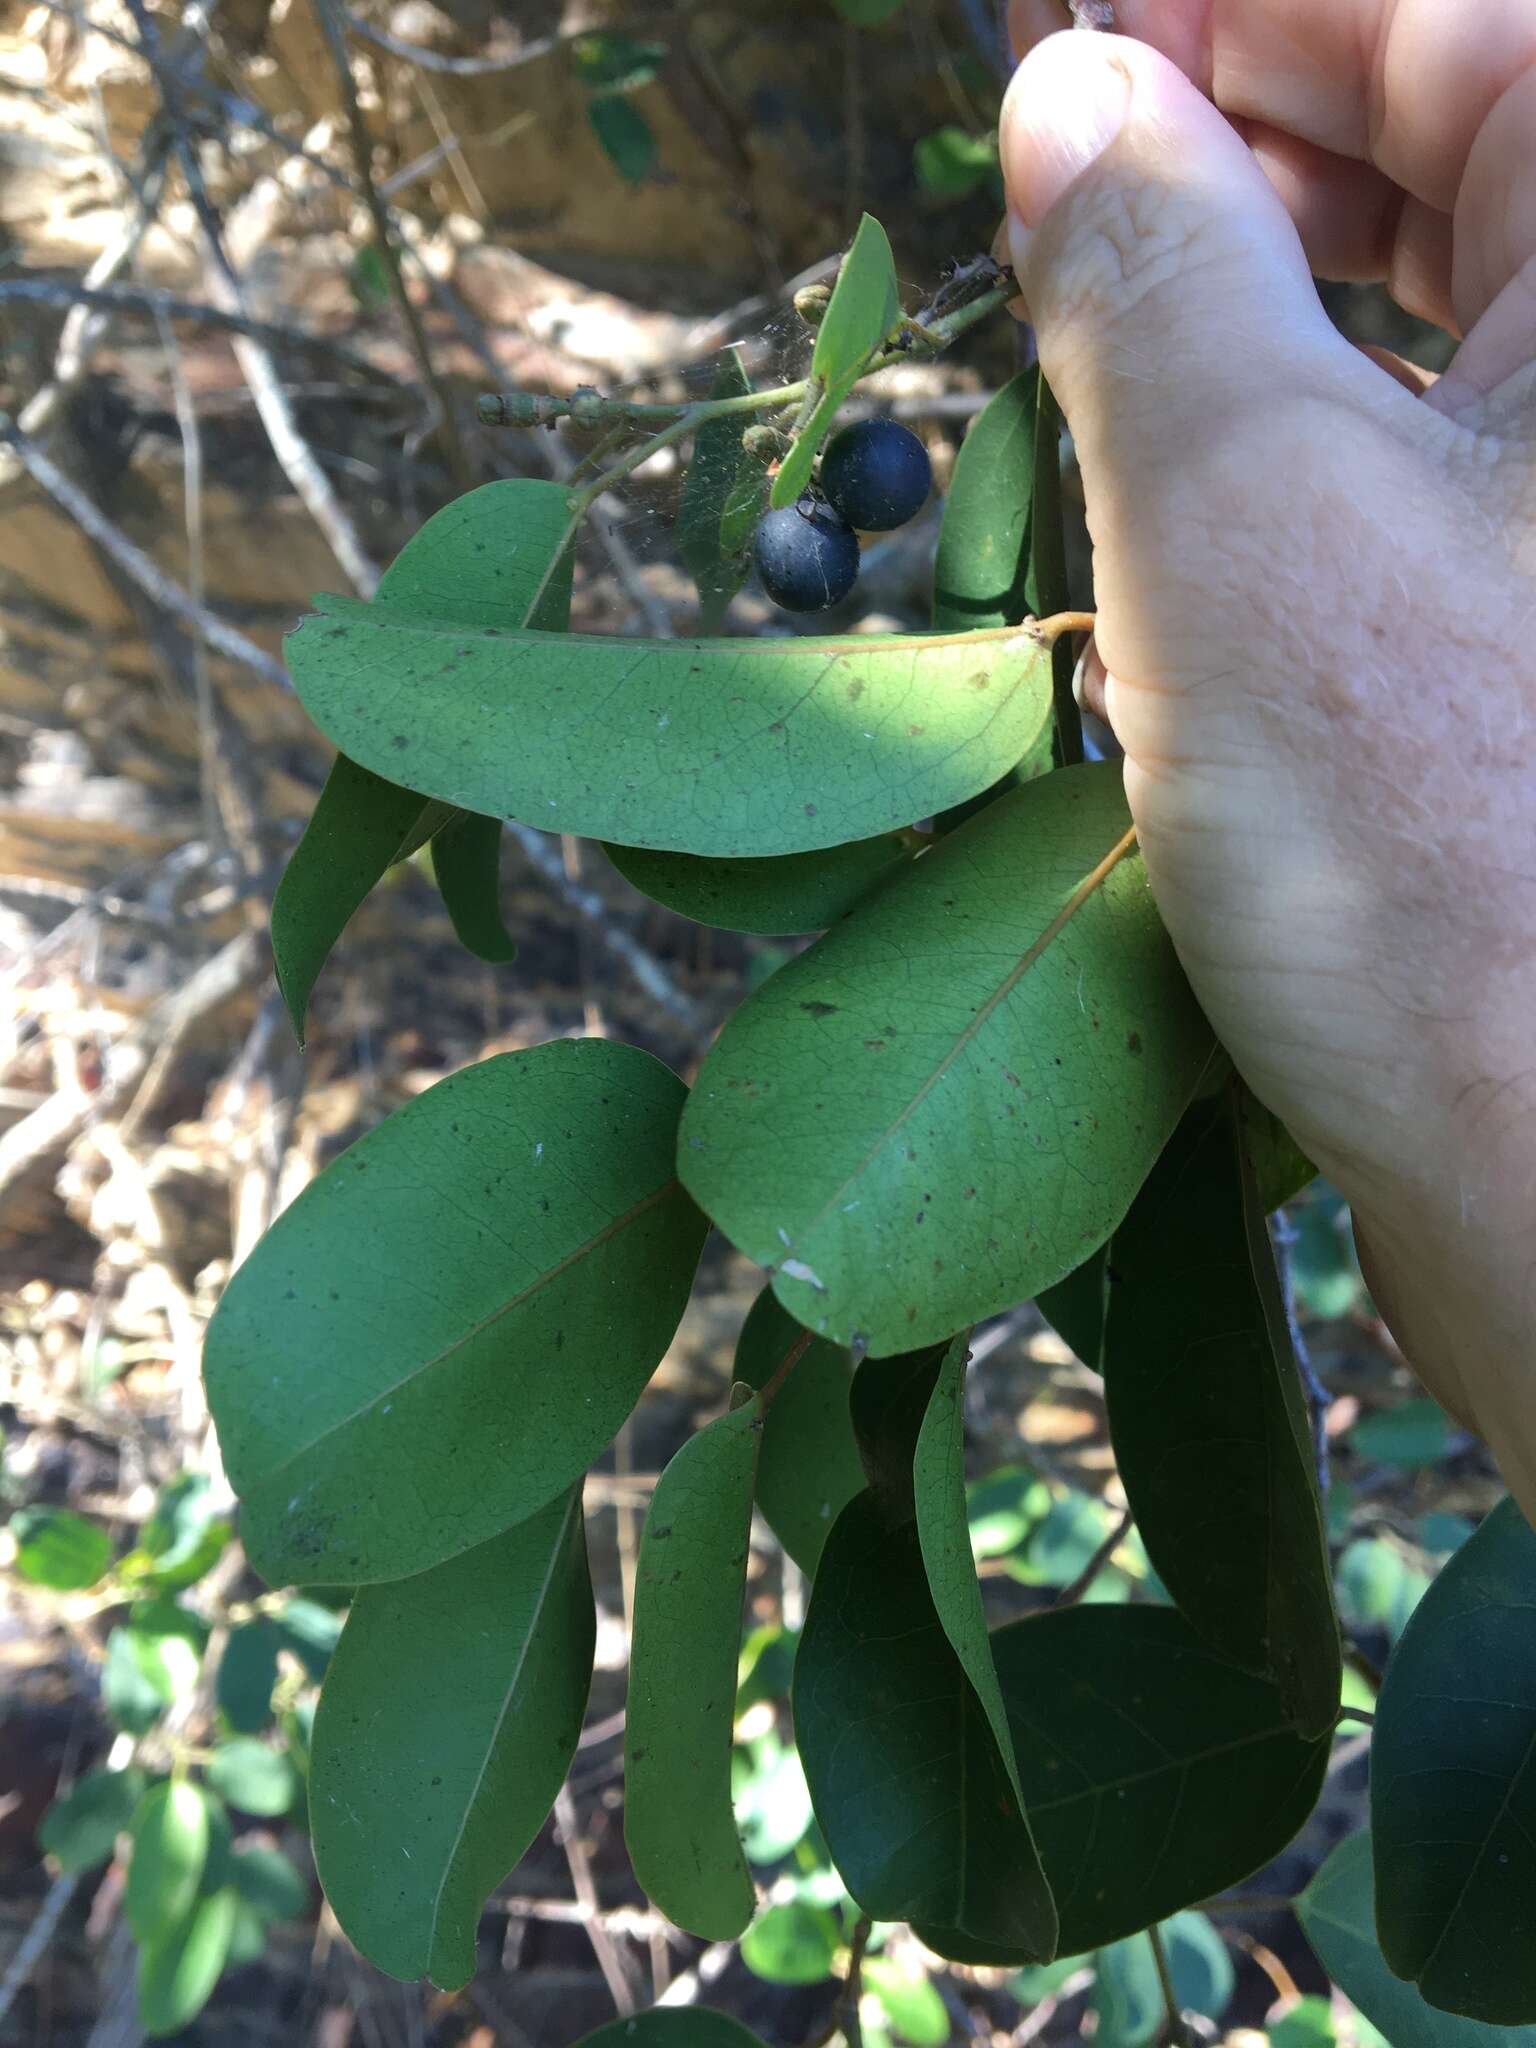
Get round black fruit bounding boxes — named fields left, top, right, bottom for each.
left=819, top=418, right=932, bottom=532
left=753, top=500, right=860, bottom=613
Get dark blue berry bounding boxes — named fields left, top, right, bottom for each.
left=819, top=419, right=932, bottom=532
left=753, top=500, right=860, bottom=613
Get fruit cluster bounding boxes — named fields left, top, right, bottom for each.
left=753, top=418, right=932, bottom=614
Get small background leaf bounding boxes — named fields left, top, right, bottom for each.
left=932, top=373, right=1035, bottom=634
left=40, top=1766, right=147, bottom=1873
left=205, top=1740, right=298, bottom=1818
left=137, top=1887, right=238, bottom=2038
left=587, top=94, right=658, bottom=182
left=217, top=1620, right=280, bottom=1734
left=429, top=811, right=517, bottom=964
left=626, top=1397, right=762, bottom=1940
left=11, top=1505, right=111, bottom=1589
left=740, top=1902, right=840, bottom=1984
left=127, top=1779, right=211, bottom=1945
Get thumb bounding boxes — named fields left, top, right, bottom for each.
left=999, top=33, right=1351, bottom=493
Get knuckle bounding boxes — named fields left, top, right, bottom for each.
left=1029, top=179, right=1231, bottom=335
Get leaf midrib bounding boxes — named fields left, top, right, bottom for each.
left=251, top=1180, right=679, bottom=1487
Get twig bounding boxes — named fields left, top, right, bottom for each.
left=760, top=1330, right=814, bottom=1408
left=833, top=1915, right=873, bottom=2048
left=1147, top=1924, right=1192, bottom=2048
left=154, top=309, right=216, bottom=848
left=312, top=0, right=473, bottom=487
left=552, top=1785, right=638, bottom=2016
left=0, top=280, right=386, bottom=379
left=0, top=1873, right=81, bottom=2032
left=339, top=8, right=597, bottom=75
left=505, top=824, right=705, bottom=1032
left=122, top=0, right=382, bottom=595
left=1053, top=1507, right=1133, bottom=1606
left=1272, top=1207, right=1332, bottom=1495
left=1013, top=1966, right=1096, bottom=2042
left=0, top=414, right=289, bottom=689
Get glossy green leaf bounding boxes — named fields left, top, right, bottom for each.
left=11, top=1505, right=110, bottom=1590
left=577, top=2013, right=768, bottom=2048
left=128, top=1779, right=211, bottom=1944
left=768, top=378, right=848, bottom=512
left=231, top=1845, right=310, bottom=1922
left=429, top=811, right=517, bottom=963
left=205, top=1740, right=298, bottom=1818
left=917, top=1604, right=1329, bottom=1962
left=676, top=348, right=762, bottom=631
left=1102, top=1090, right=1340, bottom=1736
left=217, top=1620, right=280, bottom=1734
left=626, top=1396, right=762, bottom=1939
left=289, top=606, right=1054, bottom=859
left=40, top=1766, right=147, bottom=1873
left=681, top=763, right=1212, bottom=1352
left=740, top=1901, right=840, bottom=1984
left=273, top=478, right=572, bottom=1038
left=604, top=834, right=913, bottom=937
left=734, top=1288, right=863, bottom=1574
left=864, top=1958, right=950, bottom=2047
left=1092, top=1916, right=1234, bottom=2048
left=1372, top=1497, right=1536, bottom=2024
left=205, top=1039, right=705, bottom=1584
left=137, top=1886, right=238, bottom=2037
left=587, top=94, right=658, bottom=182
left=1299, top=1832, right=1536, bottom=2048
left=311, top=1487, right=593, bottom=1987
left=813, top=213, right=900, bottom=391
left=914, top=1335, right=1055, bottom=1952
left=932, top=373, right=1035, bottom=634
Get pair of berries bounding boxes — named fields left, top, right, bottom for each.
left=753, top=418, right=932, bottom=614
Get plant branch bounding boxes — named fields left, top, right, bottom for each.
left=312, top=0, right=473, bottom=487
left=1147, top=1924, right=1192, bottom=2048
left=759, top=1329, right=814, bottom=1408
left=834, top=1914, right=873, bottom=2048
left=1053, top=1507, right=1133, bottom=1607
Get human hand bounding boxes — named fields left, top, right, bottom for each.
left=999, top=1, right=1536, bottom=1513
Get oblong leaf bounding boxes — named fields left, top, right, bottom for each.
left=813, top=213, right=900, bottom=388
left=127, top=1779, right=211, bottom=1945
left=680, top=763, right=1213, bottom=1352
left=1300, top=1832, right=1536, bottom=2048
left=430, top=811, right=517, bottom=963
left=137, top=1887, right=238, bottom=2037
left=625, top=1397, right=762, bottom=1940
left=733, top=1288, right=863, bottom=1575
left=205, top=1740, right=298, bottom=1818
left=286, top=609, right=1055, bottom=859
left=932, top=372, right=1036, bottom=633
left=311, top=1488, right=593, bottom=1988
left=916, top=1604, right=1329, bottom=1961
left=216, top=1620, right=280, bottom=1735
left=604, top=834, right=912, bottom=936
left=205, top=1039, right=707, bottom=1585
left=913, top=1334, right=1058, bottom=1956
left=1371, top=1496, right=1536, bottom=2025
left=230, top=1845, right=310, bottom=1922
left=1103, top=1090, right=1340, bottom=1737
left=40, top=1766, right=147, bottom=1874
left=11, top=1505, right=111, bottom=1590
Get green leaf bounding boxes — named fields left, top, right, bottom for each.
left=349, top=242, right=391, bottom=310
left=680, top=762, right=1212, bottom=1352
left=1335, top=1537, right=1429, bottom=1644
left=1101, top=1089, right=1340, bottom=1736
left=918, top=1605, right=1329, bottom=1961
left=205, top=1740, right=298, bottom=1818
left=217, top=1620, right=280, bottom=1734
left=966, top=1463, right=1050, bottom=1559
left=914, top=1335, right=1056, bottom=1954
left=604, top=835, right=912, bottom=937
left=914, top=126, right=999, bottom=199
left=205, top=1039, right=705, bottom=1585
left=1371, top=1496, right=1536, bottom=2024
left=570, top=32, right=667, bottom=90
left=11, top=1505, right=111, bottom=1590
left=128, top=1779, right=211, bottom=1945
left=311, top=1488, right=592, bottom=1988
left=104, top=1605, right=205, bottom=1734
left=740, top=1901, right=840, bottom=1984
left=40, top=1766, right=147, bottom=1873
left=1243, top=1096, right=1317, bottom=1212
left=226, top=1896, right=268, bottom=1968
left=137, top=1887, right=238, bottom=2037
left=577, top=2014, right=769, bottom=2048
left=134, top=1473, right=231, bottom=1590
left=1350, top=1398, right=1451, bottom=1469
left=626, top=1396, right=762, bottom=1939
left=289, top=605, right=1055, bottom=860
left=676, top=348, right=762, bottom=631
left=231, top=1845, right=310, bottom=1922
left=1092, top=1916, right=1234, bottom=2048
left=768, top=378, right=847, bottom=512
left=733, top=1288, right=863, bottom=1574
left=272, top=478, right=572, bottom=1039
left=932, top=373, right=1035, bottom=634
left=1287, top=1192, right=1366, bottom=1320
left=813, top=214, right=900, bottom=392
left=272, top=1595, right=344, bottom=1680
left=1004, top=1487, right=1120, bottom=1593
left=732, top=1729, right=813, bottom=1862
left=1036, top=1254, right=1109, bottom=1372
left=796, top=1350, right=1057, bottom=1955
left=1298, top=1832, right=1536, bottom=2047
left=429, top=811, right=517, bottom=963
left=864, top=1959, right=950, bottom=2047
left=587, top=94, right=658, bottom=181
left=1268, top=2000, right=1343, bottom=2048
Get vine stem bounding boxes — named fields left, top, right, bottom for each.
left=1147, top=1924, right=1192, bottom=2048
left=759, top=1330, right=814, bottom=1409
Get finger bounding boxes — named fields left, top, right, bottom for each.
left=1008, top=0, right=1536, bottom=335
